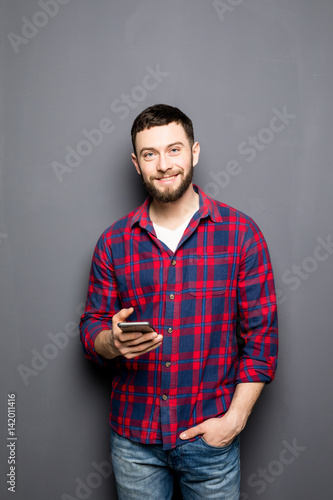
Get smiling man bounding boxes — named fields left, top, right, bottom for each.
left=80, top=104, right=278, bottom=500
left=132, top=120, right=197, bottom=204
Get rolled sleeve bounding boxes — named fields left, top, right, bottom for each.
left=236, top=220, right=278, bottom=384
left=79, top=232, right=122, bottom=365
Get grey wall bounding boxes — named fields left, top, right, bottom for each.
left=1, top=1, right=332, bottom=499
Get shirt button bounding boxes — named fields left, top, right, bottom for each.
left=162, top=395, right=168, bottom=401
left=165, top=362, right=171, bottom=368
left=169, top=294, right=175, bottom=300
left=167, top=327, right=173, bottom=334
left=171, top=260, right=176, bottom=266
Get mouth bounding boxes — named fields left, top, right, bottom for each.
left=155, top=173, right=179, bottom=183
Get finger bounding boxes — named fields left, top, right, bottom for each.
left=179, top=425, right=201, bottom=440
left=113, top=307, right=134, bottom=325
left=122, top=331, right=161, bottom=345
left=116, top=329, right=158, bottom=346
left=116, top=331, right=142, bottom=343
left=122, top=335, right=162, bottom=351
left=112, top=308, right=135, bottom=339
left=122, top=337, right=163, bottom=359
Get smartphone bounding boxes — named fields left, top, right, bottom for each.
left=117, top=321, right=156, bottom=333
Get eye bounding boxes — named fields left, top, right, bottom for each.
left=143, top=152, right=155, bottom=159
left=170, top=147, right=180, bottom=154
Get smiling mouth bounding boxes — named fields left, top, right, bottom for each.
left=155, top=174, right=179, bottom=182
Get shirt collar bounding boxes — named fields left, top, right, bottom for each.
left=195, top=185, right=222, bottom=223
left=130, top=184, right=222, bottom=230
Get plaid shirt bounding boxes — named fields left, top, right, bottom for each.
left=80, top=185, right=278, bottom=450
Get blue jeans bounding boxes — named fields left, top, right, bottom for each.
left=110, top=429, right=240, bottom=499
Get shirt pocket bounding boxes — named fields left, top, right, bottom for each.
left=182, top=252, right=235, bottom=296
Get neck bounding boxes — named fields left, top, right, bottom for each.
left=149, top=184, right=199, bottom=230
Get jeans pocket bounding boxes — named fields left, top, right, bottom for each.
left=200, top=436, right=235, bottom=452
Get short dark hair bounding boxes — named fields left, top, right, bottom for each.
left=131, top=104, right=194, bottom=154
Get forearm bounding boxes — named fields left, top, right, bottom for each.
left=226, top=382, right=265, bottom=431
left=94, top=329, right=118, bottom=360
left=179, top=381, right=265, bottom=446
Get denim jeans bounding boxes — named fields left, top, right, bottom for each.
left=110, top=428, right=240, bottom=500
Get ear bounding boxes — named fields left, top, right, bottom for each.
left=192, top=141, right=200, bottom=167
left=131, top=153, right=141, bottom=175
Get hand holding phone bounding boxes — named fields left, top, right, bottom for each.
left=95, top=308, right=162, bottom=360
left=110, top=309, right=162, bottom=360
left=117, top=321, right=156, bottom=334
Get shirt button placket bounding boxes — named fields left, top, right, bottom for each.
left=160, top=256, right=177, bottom=430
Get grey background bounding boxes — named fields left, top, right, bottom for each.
left=1, top=0, right=332, bottom=499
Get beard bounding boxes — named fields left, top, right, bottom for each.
left=139, top=160, right=194, bottom=204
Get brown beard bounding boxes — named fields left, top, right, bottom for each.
left=138, top=157, right=194, bottom=203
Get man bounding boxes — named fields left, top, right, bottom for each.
left=80, top=104, right=278, bottom=499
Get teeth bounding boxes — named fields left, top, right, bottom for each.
left=158, top=175, right=176, bottom=180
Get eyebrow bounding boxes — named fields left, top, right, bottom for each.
left=139, top=141, right=185, bottom=156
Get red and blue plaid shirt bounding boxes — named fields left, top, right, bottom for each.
left=80, top=185, right=278, bottom=450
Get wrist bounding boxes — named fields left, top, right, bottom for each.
left=95, top=329, right=117, bottom=359
left=224, top=408, right=248, bottom=433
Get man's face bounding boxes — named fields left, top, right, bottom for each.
left=131, top=122, right=200, bottom=203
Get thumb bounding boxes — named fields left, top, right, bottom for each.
left=113, top=307, right=134, bottom=323
left=179, top=424, right=202, bottom=441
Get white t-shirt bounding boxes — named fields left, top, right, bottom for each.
left=153, top=215, right=193, bottom=253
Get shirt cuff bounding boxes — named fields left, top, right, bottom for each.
left=80, top=320, right=113, bottom=366
left=235, top=356, right=278, bottom=384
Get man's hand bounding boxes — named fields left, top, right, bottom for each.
left=179, top=414, right=243, bottom=448
left=94, top=307, right=163, bottom=360
left=179, top=382, right=265, bottom=447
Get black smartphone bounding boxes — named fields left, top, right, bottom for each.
left=117, top=322, right=156, bottom=333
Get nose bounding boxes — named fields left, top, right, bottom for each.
left=157, top=154, right=170, bottom=172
